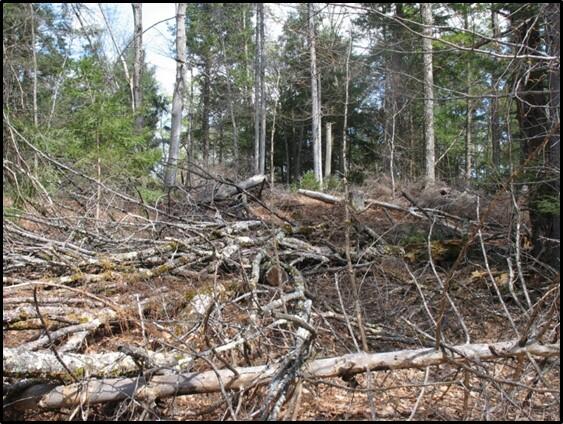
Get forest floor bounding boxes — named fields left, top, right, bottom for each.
left=3, top=176, right=560, bottom=421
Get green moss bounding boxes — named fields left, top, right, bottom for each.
left=399, top=232, right=427, bottom=246
left=184, top=289, right=197, bottom=302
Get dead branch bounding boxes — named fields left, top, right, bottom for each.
left=6, top=340, right=558, bottom=411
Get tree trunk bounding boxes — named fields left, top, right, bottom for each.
left=325, top=122, right=332, bottom=178
left=490, top=7, right=501, bottom=168
left=8, top=340, right=556, bottom=411
left=512, top=4, right=559, bottom=266
left=308, top=3, right=323, bottom=188
left=164, top=3, right=187, bottom=187
left=259, top=3, right=266, bottom=175
left=464, top=10, right=472, bottom=183
left=29, top=4, right=38, bottom=128
left=202, top=54, right=211, bottom=168
left=254, top=4, right=262, bottom=175
left=270, top=72, right=281, bottom=187
left=184, top=68, right=194, bottom=187
left=421, top=3, right=436, bottom=184
left=132, top=3, right=144, bottom=133
left=284, top=127, right=291, bottom=184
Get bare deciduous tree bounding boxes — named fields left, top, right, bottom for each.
left=164, top=3, right=187, bottom=187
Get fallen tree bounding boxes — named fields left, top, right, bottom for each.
left=6, top=340, right=558, bottom=411
left=214, top=174, right=266, bottom=201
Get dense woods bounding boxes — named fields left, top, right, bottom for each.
left=3, top=3, right=560, bottom=421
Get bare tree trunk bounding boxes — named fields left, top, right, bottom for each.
left=202, top=54, right=211, bottom=168
left=324, top=122, right=332, bottom=178
left=95, top=131, right=101, bottom=221
left=296, top=121, right=303, bottom=180
left=29, top=3, right=38, bottom=128
left=465, top=87, right=472, bottom=182
left=132, top=3, right=144, bottom=132
left=421, top=3, right=436, bottom=184
left=308, top=3, right=323, bottom=188
left=464, top=10, right=472, bottom=183
left=183, top=68, right=194, bottom=187
left=259, top=4, right=266, bottom=175
left=284, top=128, right=291, bottom=184
left=270, top=71, right=281, bottom=187
left=164, top=3, right=187, bottom=187
left=7, top=340, right=557, bottom=411
left=490, top=7, right=501, bottom=167
left=254, top=3, right=262, bottom=175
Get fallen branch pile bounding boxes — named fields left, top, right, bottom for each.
left=3, top=168, right=560, bottom=420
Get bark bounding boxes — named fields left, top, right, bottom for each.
left=8, top=340, right=558, bottom=411
left=214, top=174, right=266, bottom=200
left=254, top=3, right=263, bottom=175
left=259, top=3, right=266, bottom=175
left=325, top=122, right=332, bottom=178
left=295, top=119, right=303, bottom=180
left=270, top=72, right=281, bottom=187
left=490, top=7, right=501, bottom=167
left=164, top=3, right=187, bottom=187
left=464, top=10, right=472, bottom=182
left=202, top=54, right=211, bottom=168
left=284, top=127, right=291, bottom=184
left=298, top=189, right=340, bottom=204
left=183, top=68, right=194, bottom=186
left=308, top=3, right=323, bottom=188
left=132, top=3, right=144, bottom=132
left=421, top=3, right=436, bottom=183
left=29, top=4, right=38, bottom=127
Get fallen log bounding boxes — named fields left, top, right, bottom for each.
left=6, top=340, right=558, bottom=411
left=214, top=174, right=266, bottom=201
left=297, top=189, right=340, bottom=204
left=297, top=189, right=466, bottom=233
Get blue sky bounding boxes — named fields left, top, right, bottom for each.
left=91, top=3, right=177, bottom=96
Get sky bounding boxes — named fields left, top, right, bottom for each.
left=90, top=3, right=177, bottom=96
left=89, top=4, right=289, bottom=98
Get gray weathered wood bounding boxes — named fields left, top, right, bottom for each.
left=8, top=340, right=558, bottom=410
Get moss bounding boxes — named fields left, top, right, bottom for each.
left=399, top=232, right=426, bottom=246
left=69, top=272, right=84, bottom=283
left=99, top=257, right=115, bottom=271
left=184, top=289, right=197, bottom=302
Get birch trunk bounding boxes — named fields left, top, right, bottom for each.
left=132, top=3, right=144, bottom=132
left=29, top=4, right=38, bottom=128
left=308, top=3, right=323, bottom=188
left=164, top=3, right=187, bottom=187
